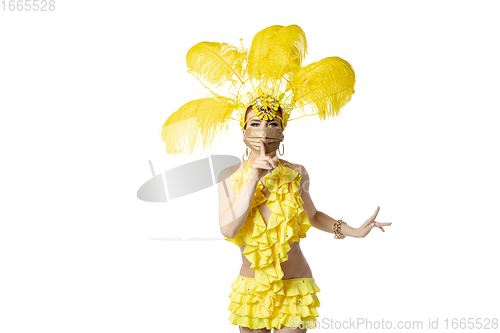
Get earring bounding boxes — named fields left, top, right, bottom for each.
left=242, top=147, right=250, bottom=161
left=278, top=142, right=284, bottom=156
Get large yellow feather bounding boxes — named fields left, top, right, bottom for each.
left=186, top=42, right=246, bottom=88
left=161, top=97, right=238, bottom=155
left=290, top=56, right=356, bottom=120
left=247, top=25, right=307, bottom=82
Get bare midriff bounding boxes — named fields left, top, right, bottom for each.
left=239, top=242, right=313, bottom=279
left=238, top=175, right=313, bottom=280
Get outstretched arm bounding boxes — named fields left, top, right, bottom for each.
left=299, top=165, right=392, bottom=238
left=298, top=165, right=360, bottom=238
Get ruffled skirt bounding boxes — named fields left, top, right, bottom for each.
left=227, top=275, right=321, bottom=329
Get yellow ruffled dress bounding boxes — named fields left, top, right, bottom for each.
left=225, top=159, right=321, bottom=330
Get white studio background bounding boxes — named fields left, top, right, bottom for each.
left=1, top=1, right=499, bottom=332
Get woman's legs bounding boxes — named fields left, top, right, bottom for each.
left=274, top=327, right=307, bottom=333
left=238, top=325, right=307, bottom=333
left=238, top=326, right=271, bottom=333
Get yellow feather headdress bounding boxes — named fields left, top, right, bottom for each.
left=161, top=24, right=355, bottom=155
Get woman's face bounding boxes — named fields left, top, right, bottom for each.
left=242, top=107, right=285, bottom=153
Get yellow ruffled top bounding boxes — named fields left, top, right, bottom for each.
left=224, top=159, right=312, bottom=318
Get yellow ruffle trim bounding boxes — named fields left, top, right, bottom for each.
left=224, top=160, right=315, bottom=328
left=228, top=276, right=321, bottom=329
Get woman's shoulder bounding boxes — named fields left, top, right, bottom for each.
left=279, top=158, right=307, bottom=176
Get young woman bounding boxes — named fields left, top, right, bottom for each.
left=218, top=106, right=392, bottom=332
left=160, top=24, right=392, bottom=332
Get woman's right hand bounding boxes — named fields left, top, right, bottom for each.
left=249, top=140, right=278, bottom=182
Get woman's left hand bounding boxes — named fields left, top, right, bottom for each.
left=356, top=206, right=392, bottom=238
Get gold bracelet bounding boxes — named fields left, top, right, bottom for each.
left=332, top=219, right=346, bottom=239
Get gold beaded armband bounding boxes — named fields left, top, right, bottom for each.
left=333, top=219, right=346, bottom=239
